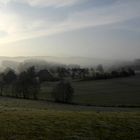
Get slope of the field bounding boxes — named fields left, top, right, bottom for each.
left=40, top=74, right=140, bottom=106
left=0, top=110, right=140, bottom=140
left=0, top=73, right=139, bottom=139
left=0, top=98, right=139, bottom=140
left=73, top=74, right=140, bottom=106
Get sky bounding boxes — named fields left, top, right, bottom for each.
left=0, top=0, right=140, bottom=60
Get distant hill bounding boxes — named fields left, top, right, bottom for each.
left=0, top=56, right=133, bottom=66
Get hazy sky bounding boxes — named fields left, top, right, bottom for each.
left=0, top=0, right=140, bottom=60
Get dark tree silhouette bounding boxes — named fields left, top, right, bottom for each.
left=128, top=68, right=135, bottom=76
left=52, top=80, right=74, bottom=103
left=17, top=71, right=29, bottom=99
left=27, top=66, right=40, bottom=99
left=111, top=70, right=120, bottom=78
left=3, top=68, right=17, bottom=85
left=15, top=67, right=40, bottom=99
left=2, top=69, right=17, bottom=96
left=96, top=64, right=104, bottom=73
left=57, top=67, right=67, bottom=79
left=0, top=73, right=5, bottom=96
left=37, top=69, right=54, bottom=82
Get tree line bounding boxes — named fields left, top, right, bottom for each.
left=0, top=64, right=135, bottom=103
left=0, top=66, right=74, bottom=103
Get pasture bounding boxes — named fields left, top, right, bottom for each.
left=0, top=98, right=139, bottom=140
left=0, top=74, right=139, bottom=139
left=40, top=74, right=140, bottom=106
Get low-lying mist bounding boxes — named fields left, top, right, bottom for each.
left=0, top=56, right=139, bottom=73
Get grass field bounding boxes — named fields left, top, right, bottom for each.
left=0, top=74, right=139, bottom=139
left=4, top=74, right=140, bottom=106
left=40, top=74, right=140, bottom=106
left=73, top=74, right=140, bottom=106
left=0, top=102, right=139, bottom=140
left=0, top=111, right=139, bottom=140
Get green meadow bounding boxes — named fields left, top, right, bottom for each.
left=0, top=106, right=139, bottom=140
left=40, top=74, right=140, bottom=106
left=0, top=74, right=139, bottom=140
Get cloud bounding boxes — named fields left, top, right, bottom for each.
left=25, top=0, right=80, bottom=7
left=0, top=0, right=81, bottom=7
left=0, top=0, right=140, bottom=44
